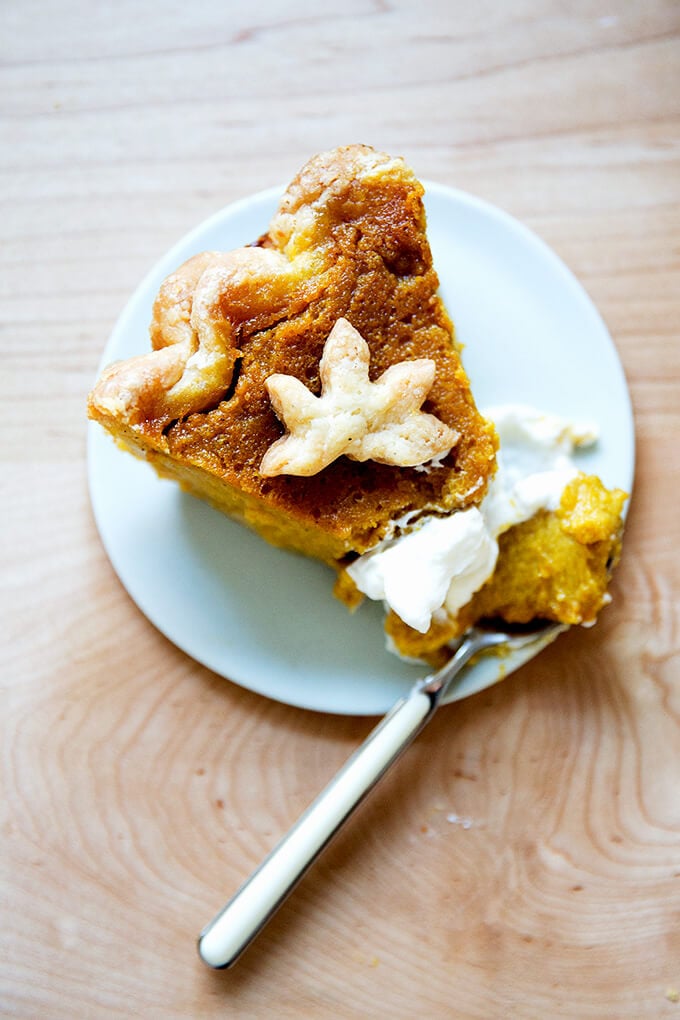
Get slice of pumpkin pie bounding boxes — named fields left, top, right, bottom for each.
left=88, top=145, right=497, bottom=567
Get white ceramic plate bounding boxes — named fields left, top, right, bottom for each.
left=87, top=183, right=635, bottom=715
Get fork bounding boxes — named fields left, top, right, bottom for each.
left=197, top=621, right=563, bottom=969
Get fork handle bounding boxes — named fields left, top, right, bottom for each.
left=197, top=688, right=435, bottom=969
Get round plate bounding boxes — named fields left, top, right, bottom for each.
left=87, top=183, right=635, bottom=715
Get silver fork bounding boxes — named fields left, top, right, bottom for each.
left=197, top=621, right=564, bottom=969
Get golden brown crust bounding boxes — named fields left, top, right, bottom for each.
left=88, top=144, right=497, bottom=560
left=260, top=318, right=459, bottom=476
left=89, top=245, right=328, bottom=427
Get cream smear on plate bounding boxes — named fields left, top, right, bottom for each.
left=346, top=404, right=597, bottom=633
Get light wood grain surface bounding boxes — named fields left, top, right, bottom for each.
left=2, top=1, right=679, bottom=1017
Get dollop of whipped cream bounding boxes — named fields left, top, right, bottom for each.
left=346, top=404, right=597, bottom=633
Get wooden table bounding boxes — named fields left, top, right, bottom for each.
left=3, top=2, right=679, bottom=1016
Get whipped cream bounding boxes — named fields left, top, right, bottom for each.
left=346, top=404, right=597, bottom=633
